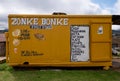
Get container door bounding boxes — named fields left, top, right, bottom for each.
left=71, top=26, right=89, bottom=62
left=91, top=23, right=111, bottom=61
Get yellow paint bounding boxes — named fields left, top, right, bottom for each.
left=6, top=14, right=112, bottom=69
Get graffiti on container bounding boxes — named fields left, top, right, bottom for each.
left=21, top=50, right=44, bottom=56
left=18, top=29, right=30, bottom=40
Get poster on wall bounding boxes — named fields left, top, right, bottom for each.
left=71, top=25, right=89, bottom=62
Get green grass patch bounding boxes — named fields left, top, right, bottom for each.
left=0, top=63, right=120, bottom=81
left=0, top=63, right=14, bottom=71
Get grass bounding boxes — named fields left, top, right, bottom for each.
left=0, top=63, right=120, bottom=81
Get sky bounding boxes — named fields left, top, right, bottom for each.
left=0, top=0, right=120, bottom=30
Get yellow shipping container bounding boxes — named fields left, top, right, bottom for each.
left=6, top=14, right=112, bottom=70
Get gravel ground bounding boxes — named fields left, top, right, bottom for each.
left=112, top=56, right=120, bottom=72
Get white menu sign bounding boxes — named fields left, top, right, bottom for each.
left=71, top=26, right=89, bottom=62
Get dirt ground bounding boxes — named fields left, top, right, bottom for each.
left=112, top=57, right=120, bottom=72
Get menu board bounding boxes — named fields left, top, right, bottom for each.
left=71, top=26, right=89, bottom=62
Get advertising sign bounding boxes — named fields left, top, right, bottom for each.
left=71, top=26, right=89, bottom=62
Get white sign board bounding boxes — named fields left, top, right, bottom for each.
left=71, top=26, right=89, bottom=62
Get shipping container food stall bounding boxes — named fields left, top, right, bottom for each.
left=6, top=13, right=112, bottom=70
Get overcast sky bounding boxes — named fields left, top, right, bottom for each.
left=0, top=0, right=120, bottom=30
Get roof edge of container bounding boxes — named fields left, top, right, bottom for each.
left=8, top=14, right=112, bottom=18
